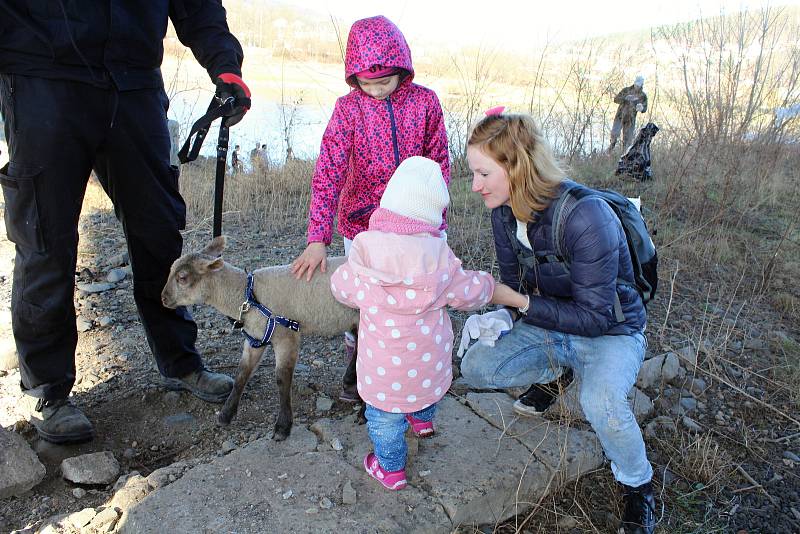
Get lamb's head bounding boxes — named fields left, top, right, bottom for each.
left=161, top=236, right=227, bottom=309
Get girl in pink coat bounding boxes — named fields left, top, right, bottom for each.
left=292, top=15, right=449, bottom=278
left=291, top=15, right=450, bottom=402
left=330, top=157, right=494, bottom=491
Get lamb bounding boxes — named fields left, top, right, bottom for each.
left=161, top=236, right=359, bottom=440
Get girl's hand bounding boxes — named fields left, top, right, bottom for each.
left=490, top=283, right=528, bottom=309
left=291, top=242, right=328, bottom=281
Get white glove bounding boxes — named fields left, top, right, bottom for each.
left=456, top=309, right=514, bottom=358
left=635, top=103, right=644, bottom=112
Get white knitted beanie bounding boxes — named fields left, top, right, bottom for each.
left=634, top=75, right=645, bottom=87
left=380, top=156, right=449, bottom=227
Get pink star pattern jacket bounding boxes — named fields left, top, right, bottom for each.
left=330, top=208, right=494, bottom=413
left=306, top=15, right=450, bottom=245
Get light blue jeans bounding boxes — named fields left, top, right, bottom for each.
left=366, top=403, right=437, bottom=472
left=460, top=321, right=652, bottom=487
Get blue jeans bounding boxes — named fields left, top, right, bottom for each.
left=460, top=321, right=652, bottom=487
left=365, top=403, right=437, bottom=472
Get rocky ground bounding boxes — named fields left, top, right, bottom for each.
left=0, top=179, right=799, bottom=533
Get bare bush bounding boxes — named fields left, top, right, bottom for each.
left=654, top=6, right=800, bottom=145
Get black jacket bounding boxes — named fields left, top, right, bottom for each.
left=491, top=180, right=646, bottom=337
left=0, top=0, right=243, bottom=90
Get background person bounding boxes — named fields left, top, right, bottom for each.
left=609, top=76, right=648, bottom=151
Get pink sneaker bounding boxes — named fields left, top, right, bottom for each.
left=364, top=453, right=407, bottom=490
left=406, top=415, right=435, bottom=438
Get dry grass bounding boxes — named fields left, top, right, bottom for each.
left=179, top=158, right=314, bottom=235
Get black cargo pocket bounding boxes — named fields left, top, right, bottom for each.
left=1, top=162, right=46, bottom=251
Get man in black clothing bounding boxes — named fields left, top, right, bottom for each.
left=0, top=1, right=251, bottom=444
left=231, top=144, right=243, bottom=174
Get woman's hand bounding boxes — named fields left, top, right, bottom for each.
left=490, top=283, right=528, bottom=309
left=290, top=242, right=328, bottom=281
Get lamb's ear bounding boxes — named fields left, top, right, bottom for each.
left=207, top=257, right=225, bottom=272
left=202, top=235, right=227, bottom=257
left=197, top=256, right=225, bottom=274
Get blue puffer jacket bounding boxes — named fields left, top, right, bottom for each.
left=491, top=180, right=646, bottom=337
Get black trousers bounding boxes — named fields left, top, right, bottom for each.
left=0, top=74, right=202, bottom=400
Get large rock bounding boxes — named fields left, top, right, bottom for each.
left=466, top=392, right=604, bottom=485
left=330, top=396, right=554, bottom=528
left=0, top=427, right=45, bottom=498
left=119, top=426, right=451, bottom=534
left=121, top=398, right=569, bottom=532
left=61, top=451, right=120, bottom=485
left=546, top=381, right=654, bottom=423
left=409, top=397, right=553, bottom=527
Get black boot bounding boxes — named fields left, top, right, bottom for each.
left=34, top=398, right=95, bottom=444
left=164, top=368, right=233, bottom=403
left=620, top=482, right=656, bottom=534
left=513, top=368, right=574, bottom=416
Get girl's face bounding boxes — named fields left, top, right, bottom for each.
left=467, top=145, right=511, bottom=209
left=356, top=74, right=401, bottom=100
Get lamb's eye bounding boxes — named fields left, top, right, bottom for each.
left=177, top=271, right=190, bottom=285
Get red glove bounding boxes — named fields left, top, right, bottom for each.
left=215, top=73, right=251, bottom=126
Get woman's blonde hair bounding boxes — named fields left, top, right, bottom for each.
left=468, top=113, right=565, bottom=222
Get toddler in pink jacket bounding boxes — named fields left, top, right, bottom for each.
left=330, top=156, right=494, bottom=490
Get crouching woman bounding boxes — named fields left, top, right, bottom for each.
left=461, top=111, right=656, bottom=534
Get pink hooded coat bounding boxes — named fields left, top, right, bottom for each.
left=330, top=209, right=495, bottom=413
left=307, top=16, right=450, bottom=245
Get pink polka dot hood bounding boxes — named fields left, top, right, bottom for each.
left=307, top=15, right=450, bottom=245
left=330, top=210, right=495, bottom=413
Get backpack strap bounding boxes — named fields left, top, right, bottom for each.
left=501, top=211, right=536, bottom=290
left=552, top=185, right=626, bottom=323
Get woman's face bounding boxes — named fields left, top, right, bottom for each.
left=467, top=145, right=511, bottom=209
left=356, top=74, right=401, bottom=100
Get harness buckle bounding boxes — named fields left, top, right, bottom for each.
left=237, top=301, right=251, bottom=323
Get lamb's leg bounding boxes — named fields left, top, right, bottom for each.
left=272, top=332, right=300, bottom=441
left=340, top=325, right=361, bottom=401
left=357, top=402, right=367, bottom=425
left=218, top=340, right=267, bottom=426
left=342, top=344, right=357, bottom=389
left=343, top=326, right=366, bottom=424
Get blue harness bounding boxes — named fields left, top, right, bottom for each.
left=236, top=273, right=300, bottom=348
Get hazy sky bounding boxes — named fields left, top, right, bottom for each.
left=293, top=0, right=800, bottom=49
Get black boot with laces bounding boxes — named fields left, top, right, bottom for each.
left=34, top=398, right=95, bottom=444
left=620, top=481, right=656, bottom=534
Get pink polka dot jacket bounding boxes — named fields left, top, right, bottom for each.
left=330, top=208, right=495, bottom=413
left=307, top=15, right=450, bottom=245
